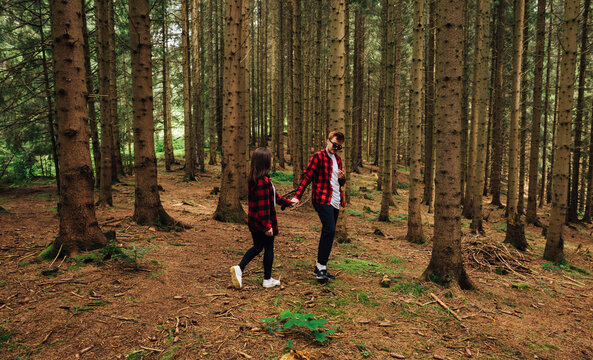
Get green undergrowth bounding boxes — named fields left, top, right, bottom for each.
left=270, top=171, right=294, bottom=185
left=331, top=257, right=403, bottom=276
left=68, top=242, right=156, bottom=271
left=542, top=259, right=591, bottom=276
left=262, top=309, right=337, bottom=343
left=391, top=280, right=431, bottom=297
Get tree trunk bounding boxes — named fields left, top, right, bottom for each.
left=182, top=0, right=195, bottom=180
left=423, top=0, right=435, bottom=208
left=50, top=0, right=107, bottom=254
left=343, top=0, right=352, bottom=204
left=391, top=0, right=403, bottom=197
left=470, top=0, right=491, bottom=234
left=545, top=0, right=580, bottom=260
left=95, top=0, right=113, bottom=205
left=539, top=20, right=551, bottom=208
left=351, top=9, right=364, bottom=173
left=504, top=0, right=527, bottom=251
left=208, top=0, right=217, bottom=165
left=108, top=0, right=123, bottom=180
left=527, top=0, right=547, bottom=223
left=460, top=0, right=471, bottom=203
left=192, top=0, right=205, bottom=172
left=405, top=0, right=424, bottom=243
left=379, top=0, right=395, bottom=222
left=214, top=0, right=248, bottom=223
left=584, top=97, right=593, bottom=221
left=238, top=0, right=250, bottom=197
left=163, top=0, right=175, bottom=171
left=568, top=0, right=590, bottom=222
left=292, top=0, right=304, bottom=188
left=130, top=0, right=177, bottom=226
left=517, top=0, right=530, bottom=215
left=490, top=0, right=505, bottom=207
left=82, top=0, right=99, bottom=186
left=423, top=0, right=473, bottom=290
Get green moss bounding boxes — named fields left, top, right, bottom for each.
left=39, top=244, right=58, bottom=260
left=270, top=171, right=293, bottom=184
left=331, top=257, right=401, bottom=276
left=391, top=280, right=430, bottom=297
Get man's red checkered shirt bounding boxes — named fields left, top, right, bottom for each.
left=294, top=149, right=346, bottom=207
left=248, top=176, right=291, bottom=235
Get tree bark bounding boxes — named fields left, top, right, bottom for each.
left=423, top=0, right=473, bottom=290
left=490, top=0, right=505, bottom=206
left=405, top=0, right=424, bottom=243
left=182, top=0, right=196, bottom=180
left=539, top=20, right=551, bottom=208
left=162, top=0, right=175, bottom=171
left=108, top=0, right=123, bottom=180
left=470, top=0, right=491, bottom=234
left=95, top=0, right=113, bottom=205
left=130, top=0, right=177, bottom=226
left=213, top=0, right=248, bottom=223
left=527, top=0, right=547, bottom=223
left=504, top=0, right=527, bottom=251
left=517, top=0, right=530, bottom=215
left=82, top=0, right=99, bottom=186
left=545, top=0, right=580, bottom=260
left=208, top=0, right=217, bottom=165
left=192, top=0, right=205, bottom=172
left=50, top=0, right=107, bottom=254
left=568, top=0, right=590, bottom=222
left=352, top=9, right=364, bottom=173
left=423, top=0, right=435, bottom=209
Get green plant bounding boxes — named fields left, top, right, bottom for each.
left=542, top=259, right=591, bottom=275
left=356, top=342, right=372, bottom=357
left=392, top=281, right=430, bottom=297
left=261, top=310, right=336, bottom=342
left=396, top=181, right=409, bottom=190
left=346, top=209, right=364, bottom=217
left=270, top=171, right=293, bottom=184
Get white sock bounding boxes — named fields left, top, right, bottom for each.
left=316, top=263, right=327, bottom=271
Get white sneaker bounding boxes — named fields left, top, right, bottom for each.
left=230, top=265, right=242, bottom=289
left=262, top=278, right=281, bottom=288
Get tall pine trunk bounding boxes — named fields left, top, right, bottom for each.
left=130, top=0, right=177, bottom=226
left=213, top=0, right=248, bottom=223
left=208, top=0, right=217, bottom=165
left=517, top=0, right=530, bottom=215
left=182, top=0, right=195, bottom=180
left=527, top=0, right=547, bottom=223
left=82, top=0, right=99, bottom=186
left=192, top=0, right=205, bottom=172
left=545, top=0, right=580, bottom=260
left=406, top=0, right=424, bottom=243
left=490, top=0, right=505, bottom=206
left=423, top=0, right=473, bottom=290
left=162, top=0, right=175, bottom=171
left=470, top=0, right=491, bottom=234
left=51, top=0, right=107, bottom=254
left=568, top=0, right=590, bottom=222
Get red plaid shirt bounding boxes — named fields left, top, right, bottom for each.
left=248, top=176, right=291, bottom=235
left=295, top=150, right=346, bottom=207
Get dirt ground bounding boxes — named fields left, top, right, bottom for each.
left=0, top=161, right=592, bottom=360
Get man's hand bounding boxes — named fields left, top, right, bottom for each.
left=337, top=169, right=345, bottom=179
left=265, top=228, right=273, bottom=237
left=291, top=197, right=300, bottom=206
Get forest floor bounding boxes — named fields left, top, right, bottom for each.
left=0, top=160, right=592, bottom=360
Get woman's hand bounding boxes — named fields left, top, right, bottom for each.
left=265, top=228, right=273, bottom=237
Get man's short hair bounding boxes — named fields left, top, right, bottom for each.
left=328, top=131, right=345, bottom=142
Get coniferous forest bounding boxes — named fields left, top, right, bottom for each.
left=1, top=0, right=593, bottom=358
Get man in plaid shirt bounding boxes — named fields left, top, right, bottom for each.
left=291, top=131, right=346, bottom=281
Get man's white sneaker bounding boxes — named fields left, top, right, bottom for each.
left=230, top=265, right=242, bottom=289
left=262, top=278, right=281, bottom=288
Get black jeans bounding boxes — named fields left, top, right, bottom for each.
left=313, top=203, right=340, bottom=266
left=239, top=230, right=274, bottom=280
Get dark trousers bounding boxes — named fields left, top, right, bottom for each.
left=313, top=203, right=340, bottom=266
left=239, top=230, right=274, bottom=280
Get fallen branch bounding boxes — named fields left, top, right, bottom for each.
left=139, top=345, right=164, bottom=352
left=430, top=293, right=462, bottom=322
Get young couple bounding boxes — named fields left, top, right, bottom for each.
left=230, top=131, right=346, bottom=289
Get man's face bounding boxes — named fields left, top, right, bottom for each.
left=326, top=137, right=344, bottom=154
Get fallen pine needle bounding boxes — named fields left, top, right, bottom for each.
left=140, top=345, right=163, bottom=352
left=40, top=330, right=53, bottom=344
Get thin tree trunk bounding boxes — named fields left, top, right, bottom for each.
left=352, top=9, right=364, bottom=173
left=82, top=0, right=99, bottom=187
left=95, top=0, right=113, bottom=205
left=406, top=0, right=424, bottom=242
left=470, top=0, right=491, bottom=234
left=50, top=0, right=107, bottom=254
left=182, top=0, right=195, bottom=180
left=517, top=0, right=530, bottom=215
left=208, top=0, right=217, bottom=165
left=423, top=0, right=435, bottom=208
left=108, top=0, right=123, bottom=179
left=379, top=0, right=395, bottom=222
left=192, top=0, right=205, bottom=172
left=490, top=0, right=505, bottom=206
left=163, top=0, right=175, bottom=171
left=391, top=0, right=403, bottom=197
left=545, top=0, right=580, bottom=260
left=548, top=43, right=561, bottom=205
left=584, top=97, right=593, bottom=221
left=504, top=0, right=527, bottom=251
left=539, top=20, right=551, bottom=208
left=460, top=0, right=471, bottom=202
left=423, top=0, right=473, bottom=290
left=130, top=0, right=178, bottom=226
left=527, top=0, right=547, bottom=222
left=568, top=0, right=590, bottom=222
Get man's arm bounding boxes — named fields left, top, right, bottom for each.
left=294, top=153, right=319, bottom=200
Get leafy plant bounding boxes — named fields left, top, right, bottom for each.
left=261, top=309, right=336, bottom=342
left=542, top=259, right=591, bottom=275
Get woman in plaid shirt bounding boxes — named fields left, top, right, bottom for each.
left=291, top=131, right=346, bottom=282
left=230, top=148, right=292, bottom=289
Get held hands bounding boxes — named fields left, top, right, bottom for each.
left=337, top=169, right=345, bottom=179
left=291, top=197, right=300, bottom=206
left=265, top=228, right=273, bottom=237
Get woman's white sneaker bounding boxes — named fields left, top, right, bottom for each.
left=262, top=278, right=281, bottom=288
left=230, top=265, right=242, bottom=289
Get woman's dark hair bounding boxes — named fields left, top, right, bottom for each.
left=248, top=147, right=272, bottom=188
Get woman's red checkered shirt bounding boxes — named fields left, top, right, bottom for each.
left=248, top=176, right=291, bottom=235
